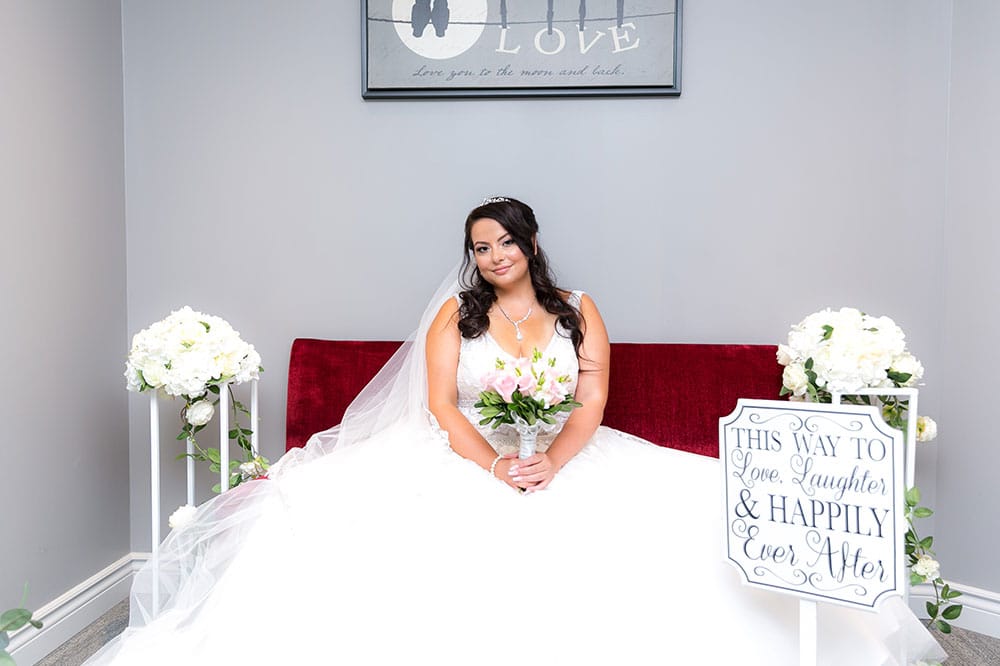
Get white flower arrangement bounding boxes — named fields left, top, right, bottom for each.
left=125, top=306, right=267, bottom=492
left=779, top=307, right=961, bottom=633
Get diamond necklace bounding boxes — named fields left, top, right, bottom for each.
left=495, top=302, right=533, bottom=342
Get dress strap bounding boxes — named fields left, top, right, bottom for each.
left=568, top=290, right=585, bottom=308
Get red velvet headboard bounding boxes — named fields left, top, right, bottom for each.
left=286, top=339, right=783, bottom=458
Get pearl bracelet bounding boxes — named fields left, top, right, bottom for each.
left=489, top=454, right=503, bottom=477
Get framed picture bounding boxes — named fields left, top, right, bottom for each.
left=362, top=0, right=682, bottom=98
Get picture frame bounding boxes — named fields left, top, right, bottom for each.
left=362, top=0, right=682, bottom=98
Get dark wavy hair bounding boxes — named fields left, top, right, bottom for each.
left=458, top=197, right=584, bottom=357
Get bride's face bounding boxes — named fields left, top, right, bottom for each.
left=470, top=217, right=530, bottom=288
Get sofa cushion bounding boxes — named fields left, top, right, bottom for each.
left=286, top=339, right=782, bottom=458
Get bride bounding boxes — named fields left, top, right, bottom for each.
left=87, top=197, right=945, bottom=665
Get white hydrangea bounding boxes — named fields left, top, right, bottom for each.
left=124, top=306, right=261, bottom=398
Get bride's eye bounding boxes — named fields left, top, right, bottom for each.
left=475, top=246, right=490, bottom=254
left=502, top=239, right=516, bottom=247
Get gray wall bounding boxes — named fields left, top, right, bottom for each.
left=122, top=0, right=961, bottom=577
left=0, top=1, right=129, bottom=607
left=935, top=0, right=1000, bottom=592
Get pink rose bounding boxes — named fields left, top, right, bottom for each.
left=492, top=372, right=518, bottom=402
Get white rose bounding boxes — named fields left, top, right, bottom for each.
left=168, top=504, right=197, bottom=530
left=239, top=459, right=266, bottom=479
left=912, top=554, right=940, bottom=581
left=782, top=363, right=810, bottom=397
left=186, top=400, right=215, bottom=426
left=776, top=344, right=795, bottom=366
left=916, top=416, right=938, bottom=442
left=141, top=359, right=168, bottom=388
left=890, top=353, right=924, bottom=386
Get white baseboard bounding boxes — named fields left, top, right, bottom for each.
left=8, top=552, right=150, bottom=666
left=909, top=579, right=1000, bottom=639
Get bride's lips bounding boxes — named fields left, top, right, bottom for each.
left=493, top=265, right=512, bottom=276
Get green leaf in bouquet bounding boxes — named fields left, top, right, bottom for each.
left=943, top=586, right=962, bottom=600
left=935, top=619, right=952, bottom=634
left=821, top=325, right=833, bottom=341
left=479, top=416, right=494, bottom=426
left=176, top=431, right=189, bottom=441
left=209, top=463, right=220, bottom=473
left=910, top=572, right=924, bottom=586
left=240, top=428, right=253, bottom=435
left=207, top=384, right=220, bottom=394
left=541, top=415, right=556, bottom=425
left=905, top=487, right=921, bottom=506
left=913, top=507, right=934, bottom=519
left=926, top=602, right=939, bottom=618
left=206, top=448, right=221, bottom=463
left=212, top=483, right=222, bottom=493
left=919, top=536, right=934, bottom=550
left=804, top=357, right=814, bottom=370
left=228, top=429, right=239, bottom=439
left=779, top=386, right=790, bottom=396
left=942, top=604, right=963, bottom=620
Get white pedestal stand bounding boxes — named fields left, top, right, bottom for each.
left=147, top=379, right=259, bottom=615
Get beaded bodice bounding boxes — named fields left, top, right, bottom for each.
left=456, top=292, right=582, bottom=457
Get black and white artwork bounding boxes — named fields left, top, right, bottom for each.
left=720, top=400, right=906, bottom=610
left=362, top=0, right=682, bottom=97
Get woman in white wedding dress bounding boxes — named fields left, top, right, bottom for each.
left=87, top=197, right=945, bottom=665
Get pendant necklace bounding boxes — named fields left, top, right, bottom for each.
left=496, top=302, right=532, bottom=342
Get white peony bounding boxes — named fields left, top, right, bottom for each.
left=168, top=504, right=197, bottom=530
left=916, top=416, right=938, bottom=442
left=782, top=363, right=810, bottom=396
left=185, top=400, right=215, bottom=426
left=912, top=555, right=940, bottom=581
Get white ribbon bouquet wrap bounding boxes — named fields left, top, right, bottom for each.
left=475, top=348, right=582, bottom=460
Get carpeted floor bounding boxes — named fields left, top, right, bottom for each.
left=36, top=599, right=1000, bottom=665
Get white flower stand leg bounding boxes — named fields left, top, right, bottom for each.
left=147, top=380, right=258, bottom=616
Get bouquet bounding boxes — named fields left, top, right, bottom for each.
left=125, top=306, right=267, bottom=492
left=475, top=348, right=581, bottom=458
left=778, top=307, right=960, bottom=632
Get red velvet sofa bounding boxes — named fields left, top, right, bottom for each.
left=286, top=340, right=783, bottom=458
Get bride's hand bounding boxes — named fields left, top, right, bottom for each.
left=493, top=455, right=523, bottom=490
left=507, top=453, right=556, bottom=493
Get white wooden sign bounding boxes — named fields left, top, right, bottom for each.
left=720, top=399, right=905, bottom=610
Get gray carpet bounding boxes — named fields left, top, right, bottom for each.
left=36, top=599, right=1000, bottom=665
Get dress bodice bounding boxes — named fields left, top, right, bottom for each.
left=456, top=292, right=582, bottom=456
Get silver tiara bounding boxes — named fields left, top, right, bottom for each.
left=481, top=196, right=511, bottom=205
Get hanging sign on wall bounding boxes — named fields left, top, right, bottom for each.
left=362, top=0, right=682, bottom=98
left=719, top=399, right=905, bottom=610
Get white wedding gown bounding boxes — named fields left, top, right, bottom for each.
left=87, top=292, right=945, bottom=666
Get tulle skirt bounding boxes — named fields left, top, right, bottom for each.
left=86, top=421, right=945, bottom=665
